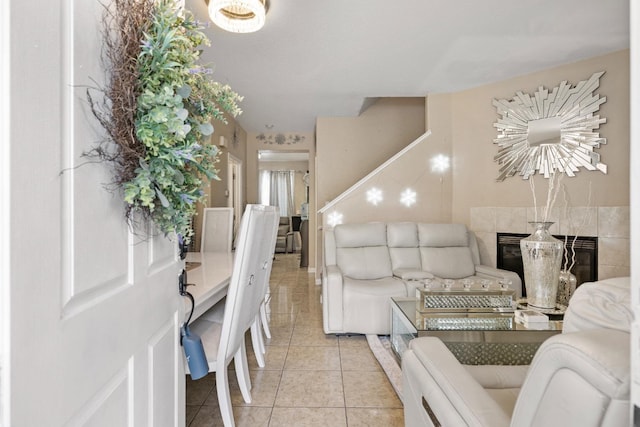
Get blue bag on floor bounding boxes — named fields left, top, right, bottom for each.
left=179, top=268, right=208, bottom=380
left=181, top=324, right=208, bottom=380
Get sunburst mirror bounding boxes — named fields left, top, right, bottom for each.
left=493, top=71, right=607, bottom=181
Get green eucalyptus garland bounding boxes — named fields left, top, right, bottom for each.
left=91, top=0, right=241, bottom=244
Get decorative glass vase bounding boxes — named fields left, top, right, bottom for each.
left=557, top=269, right=577, bottom=306
left=520, top=222, right=563, bottom=309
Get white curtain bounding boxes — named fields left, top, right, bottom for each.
left=259, top=170, right=271, bottom=206
left=259, top=170, right=295, bottom=217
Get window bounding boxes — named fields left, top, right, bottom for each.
left=259, top=170, right=295, bottom=217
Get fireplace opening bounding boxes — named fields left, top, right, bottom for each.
left=496, top=232, right=598, bottom=297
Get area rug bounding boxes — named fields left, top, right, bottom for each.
left=366, top=335, right=403, bottom=401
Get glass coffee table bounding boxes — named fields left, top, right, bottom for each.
left=390, top=297, right=563, bottom=365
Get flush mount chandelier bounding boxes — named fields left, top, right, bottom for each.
left=208, top=0, right=267, bottom=33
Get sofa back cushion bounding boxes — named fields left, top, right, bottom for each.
left=418, top=223, right=469, bottom=247
left=334, top=223, right=392, bottom=280
left=418, top=223, right=475, bottom=279
left=420, top=248, right=475, bottom=279
left=387, top=222, right=421, bottom=271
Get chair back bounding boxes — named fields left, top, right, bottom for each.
left=218, top=205, right=278, bottom=365
left=511, top=277, right=631, bottom=427
left=253, top=209, right=279, bottom=307
left=563, top=277, right=633, bottom=333
left=201, top=207, right=234, bottom=252
left=291, top=215, right=302, bottom=232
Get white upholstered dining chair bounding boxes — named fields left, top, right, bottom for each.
left=199, top=205, right=276, bottom=366
left=187, top=205, right=279, bottom=427
left=200, top=207, right=234, bottom=253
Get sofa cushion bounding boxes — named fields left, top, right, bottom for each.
left=334, top=222, right=387, bottom=247
left=387, top=223, right=421, bottom=272
left=343, top=276, right=407, bottom=335
left=389, top=247, right=422, bottom=271
left=420, top=247, right=475, bottom=279
left=387, top=222, right=419, bottom=247
left=334, top=223, right=392, bottom=279
left=337, top=246, right=392, bottom=280
left=418, top=223, right=469, bottom=247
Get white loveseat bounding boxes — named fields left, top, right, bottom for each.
left=322, top=222, right=522, bottom=335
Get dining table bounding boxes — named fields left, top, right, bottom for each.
left=184, top=251, right=234, bottom=321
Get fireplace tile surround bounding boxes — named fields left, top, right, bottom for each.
left=470, top=206, right=630, bottom=281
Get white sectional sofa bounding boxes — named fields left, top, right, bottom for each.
left=322, top=222, right=522, bottom=335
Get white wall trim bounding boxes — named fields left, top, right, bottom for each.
left=318, top=130, right=432, bottom=214
left=629, top=0, right=639, bottom=414
left=1, top=0, right=10, bottom=422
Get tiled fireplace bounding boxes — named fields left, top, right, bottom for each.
left=470, top=206, right=630, bottom=281
left=496, top=232, right=598, bottom=293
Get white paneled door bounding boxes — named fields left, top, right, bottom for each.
left=2, top=0, right=184, bottom=426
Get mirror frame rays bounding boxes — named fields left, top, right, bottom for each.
left=493, top=71, right=608, bottom=181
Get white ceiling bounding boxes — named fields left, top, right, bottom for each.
left=185, top=0, right=629, bottom=134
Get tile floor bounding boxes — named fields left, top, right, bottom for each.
left=186, top=253, right=404, bottom=426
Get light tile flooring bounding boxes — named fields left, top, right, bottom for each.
left=186, top=253, right=404, bottom=426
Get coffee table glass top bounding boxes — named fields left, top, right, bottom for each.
left=390, top=297, right=563, bottom=365
left=391, top=297, right=563, bottom=332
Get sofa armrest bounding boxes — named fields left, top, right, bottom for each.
left=475, top=265, right=522, bottom=299
left=403, top=337, right=511, bottom=427
left=512, top=328, right=630, bottom=427
left=322, top=264, right=344, bottom=333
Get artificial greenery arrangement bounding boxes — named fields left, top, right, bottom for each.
left=88, top=0, right=242, bottom=243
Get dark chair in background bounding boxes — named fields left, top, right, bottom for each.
left=274, top=216, right=291, bottom=253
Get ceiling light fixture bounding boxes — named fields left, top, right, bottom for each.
left=208, top=0, right=267, bottom=33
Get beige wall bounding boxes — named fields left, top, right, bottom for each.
left=425, top=93, right=454, bottom=221
left=448, top=49, right=630, bottom=225
left=208, top=113, right=248, bottom=208
left=316, top=97, right=426, bottom=206
left=319, top=132, right=452, bottom=226
left=316, top=95, right=459, bottom=229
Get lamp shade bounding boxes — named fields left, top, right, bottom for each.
left=208, top=0, right=266, bottom=33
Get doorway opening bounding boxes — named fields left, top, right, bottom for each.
left=258, top=150, right=309, bottom=254
left=258, top=150, right=309, bottom=217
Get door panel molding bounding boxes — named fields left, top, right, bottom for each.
left=62, top=361, right=132, bottom=427
left=147, top=312, right=182, bottom=426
